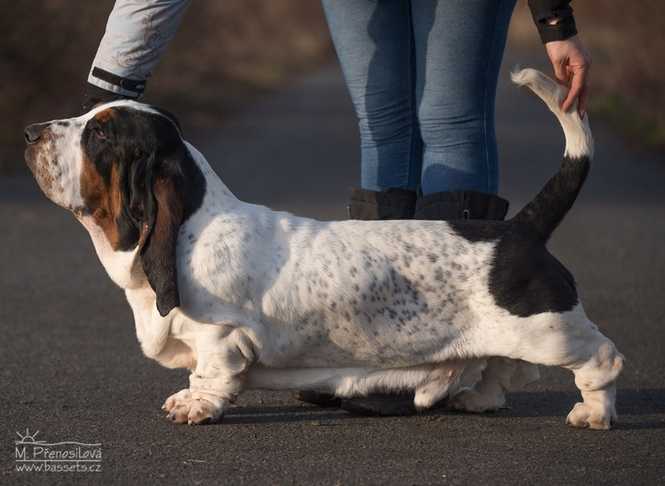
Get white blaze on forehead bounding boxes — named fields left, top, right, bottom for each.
left=81, top=99, right=160, bottom=120
left=56, top=122, right=86, bottom=211
left=79, top=100, right=182, bottom=135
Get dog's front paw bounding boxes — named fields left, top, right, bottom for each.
left=189, top=398, right=225, bottom=425
left=162, top=390, right=223, bottom=425
left=162, top=389, right=192, bottom=414
left=565, top=401, right=615, bottom=430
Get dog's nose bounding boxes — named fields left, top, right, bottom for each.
left=24, top=123, right=49, bottom=144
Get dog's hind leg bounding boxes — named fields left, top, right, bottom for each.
left=564, top=338, right=623, bottom=430
left=449, top=358, right=540, bottom=413
left=413, top=362, right=476, bottom=410
left=491, top=308, right=624, bottom=430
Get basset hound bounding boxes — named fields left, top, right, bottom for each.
left=24, top=69, right=623, bottom=429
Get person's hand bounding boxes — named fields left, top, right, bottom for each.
left=545, top=35, right=591, bottom=116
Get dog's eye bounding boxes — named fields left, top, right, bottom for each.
left=92, top=126, right=107, bottom=141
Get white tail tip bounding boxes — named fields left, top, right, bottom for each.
left=511, top=68, right=594, bottom=160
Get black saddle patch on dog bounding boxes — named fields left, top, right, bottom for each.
left=449, top=220, right=578, bottom=318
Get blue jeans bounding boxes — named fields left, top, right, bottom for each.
left=321, top=0, right=516, bottom=195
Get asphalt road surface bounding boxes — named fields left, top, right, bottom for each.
left=2, top=55, right=665, bottom=485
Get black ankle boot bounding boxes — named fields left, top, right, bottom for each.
left=348, top=187, right=417, bottom=220
left=414, top=190, right=509, bottom=221
left=295, top=188, right=418, bottom=414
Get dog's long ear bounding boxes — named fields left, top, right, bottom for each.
left=119, top=112, right=205, bottom=317
left=124, top=149, right=194, bottom=317
left=140, top=166, right=185, bottom=317
left=121, top=149, right=185, bottom=316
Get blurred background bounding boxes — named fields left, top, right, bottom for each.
left=1, top=0, right=663, bottom=173
left=2, top=2, right=665, bottom=483
left=1, top=0, right=332, bottom=172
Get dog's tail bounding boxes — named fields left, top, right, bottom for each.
left=510, top=68, right=594, bottom=242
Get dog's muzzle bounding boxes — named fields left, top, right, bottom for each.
left=24, top=123, right=49, bottom=145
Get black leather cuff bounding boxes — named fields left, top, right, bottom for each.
left=536, top=15, right=578, bottom=43
left=90, top=67, right=146, bottom=95
left=528, top=0, right=578, bottom=43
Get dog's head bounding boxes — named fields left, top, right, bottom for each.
left=24, top=101, right=205, bottom=316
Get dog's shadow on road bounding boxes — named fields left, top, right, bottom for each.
left=222, top=389, right=665, bottom=430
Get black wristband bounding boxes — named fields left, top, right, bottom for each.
left=90, top=67, right=146, bottom=95
left=528, top=0, right=578, bottom=43
left=536, top=15, right=578, bottom=43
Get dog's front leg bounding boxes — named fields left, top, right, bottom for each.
left=164, top=327, right=256, bottom=425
